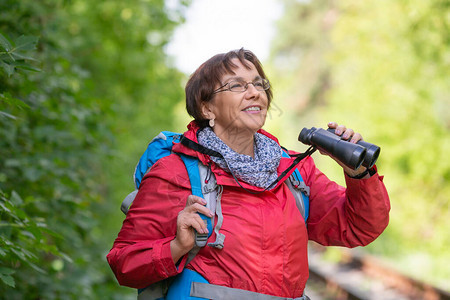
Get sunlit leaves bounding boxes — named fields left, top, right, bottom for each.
left=0, top=34, right=40, bottom=77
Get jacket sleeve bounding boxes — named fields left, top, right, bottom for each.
left=106, top=156, right=191, bottom=289
left=301, top=156, right=390, bottom=247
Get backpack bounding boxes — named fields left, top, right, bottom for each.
left=120, top=131, right=310, bottom=299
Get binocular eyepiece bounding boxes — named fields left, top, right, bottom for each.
left=298, top=127, right=380, bottom=170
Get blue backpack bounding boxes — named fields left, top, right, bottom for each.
left=120, top=131, right=310, bottom=299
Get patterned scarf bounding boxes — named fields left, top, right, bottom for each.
left=197, top=127, right=282, bottom=189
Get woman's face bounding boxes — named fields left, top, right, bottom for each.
left=203, top=58, right=269, bottom=138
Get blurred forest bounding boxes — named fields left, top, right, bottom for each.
left=265, top=0, right=449, bottom=291
left=0, top=0, right=448, bottom=299
left=0, top=0, right=187, bottom=299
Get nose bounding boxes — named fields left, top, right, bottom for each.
left=245, top=83, right=260, bottom=100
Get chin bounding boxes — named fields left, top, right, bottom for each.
left=244, top=118, right=266, bottom=133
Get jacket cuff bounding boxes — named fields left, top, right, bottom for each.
left=153, top=237, right=188, bottom=278
left=344, top=166, right=385, bottom=196
left=345, top=165, right=381, bottom=180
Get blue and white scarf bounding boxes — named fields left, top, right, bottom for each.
left=197, top=127, right=282, bottom=189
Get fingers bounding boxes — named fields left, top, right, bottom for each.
left=336, top=125, right=347, bottom=136
left=186, top=194, right=206, bottom=207
left=178, top=211, right=208, bottom=234
left=341, top=128, right=353, bottom=140
left=327, top=122, right=347, bottom=135
left=327, top=122, right=338, bottom=129
left=180, top=194, right=213, bottom=235
left=327, top=122, right=363, bottom=143
left=350, top=132, right=363, bottom=144
left=173, top=194, right=215, bottom=254
left=185, top=195, right=214, bottom=217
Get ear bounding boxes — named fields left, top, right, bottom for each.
left=200, top=101, right=215, bottom=120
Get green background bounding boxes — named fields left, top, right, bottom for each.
left=1, top=0, right=448, bottom=298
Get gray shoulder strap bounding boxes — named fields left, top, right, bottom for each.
left=191, top=282, right=310, bottom=300
left=198, top=162, right=217, bottom=222
left=121, top=190, right=138, bottom=215
left=286, top=175, right=308, bottom=220
left=197, top=162, right=225, bottom=250
left=137, top=280, right=168, bottom=300
left=188, top=163, right=225, bottom=264
left=207, top=185, right=225, bottom=249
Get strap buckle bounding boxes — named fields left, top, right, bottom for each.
left=195, top=219, right=209, bottom=247
left=289, top=175, right=310, bottom=197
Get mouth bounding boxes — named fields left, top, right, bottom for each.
left=242, top=106, right=262, bottom=112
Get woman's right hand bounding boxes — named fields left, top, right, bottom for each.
left=170, top=195, right=213, bottom=263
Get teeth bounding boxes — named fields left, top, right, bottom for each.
left=243, top=107, right=260, bottom=111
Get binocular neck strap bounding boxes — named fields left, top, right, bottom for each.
left=268, top=146, right=316, bottom=190
left=181, top=135, right=316, bottom=194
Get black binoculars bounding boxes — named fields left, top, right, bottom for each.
left=298, top=127, right=380, bottom=170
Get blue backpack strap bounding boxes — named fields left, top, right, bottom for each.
left=178, top=154, right=213, bottom=247
left=122, top=132, right=181, bottom=215
left=282, top=151, right=310, bottom=222
left=166, top=269, right=209, bottom=300
left=134, top=131, right=181, bottom=189
left=291, top=168, right=310, bottom=222
left=130, top=133, right=216, bottom=299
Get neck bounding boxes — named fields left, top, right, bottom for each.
left=213, top=128, right=255, bottom=157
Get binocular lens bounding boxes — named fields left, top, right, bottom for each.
left=357, top=141, right=380, bottom=169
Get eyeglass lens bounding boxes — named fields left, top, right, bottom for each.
left=229, top=79, right=269, bottom=92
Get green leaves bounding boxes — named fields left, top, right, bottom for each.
left=11, top=35, right=38, bottom=52
left=0, top=33, right=38, bottom=119
left=0, top=33, right=40, bottom=77
left=0, top=93, right=30, bottom=110
left=0, top=189, right=61, bottom=276
left=0, top=267, right=15, bottom=287
left=0, top=0, right=187, bottom=298
left=0, top=88, right=31, bottom=121
left=0, top=34, right=12, bottom=51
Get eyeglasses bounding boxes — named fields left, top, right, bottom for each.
left=212, top=78, right=270, bottom=94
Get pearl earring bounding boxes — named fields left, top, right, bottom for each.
left=209, top=118, right=215, bottom=127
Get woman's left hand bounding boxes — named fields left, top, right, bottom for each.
left=327, top=122, right=369, bottom=178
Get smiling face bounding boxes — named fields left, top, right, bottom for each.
left=201, top=58, right=269, bottom=140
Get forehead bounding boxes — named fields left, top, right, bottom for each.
left=221, top=58, right=260, bottom=81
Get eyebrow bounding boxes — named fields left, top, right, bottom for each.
left=223, top=75, right=262, bottom=83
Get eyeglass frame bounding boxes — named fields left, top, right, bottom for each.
left=212, top=78, right=271, bottom=95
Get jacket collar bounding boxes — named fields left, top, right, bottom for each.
left=172, top=121, right=304, bottom=192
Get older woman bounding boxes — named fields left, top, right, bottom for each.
left=107, top=49, right=390, bottom=299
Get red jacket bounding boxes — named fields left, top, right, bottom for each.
left=107, top=122, right=390, bottom=298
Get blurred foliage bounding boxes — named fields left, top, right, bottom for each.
left=1, top=0, right=448, bottom=297
left=268, top=0, right=449, bottom=290
left=0, top=0, right=188, bottom=298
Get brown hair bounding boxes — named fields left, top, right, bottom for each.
left=185, top=48, right=273, bottom=128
